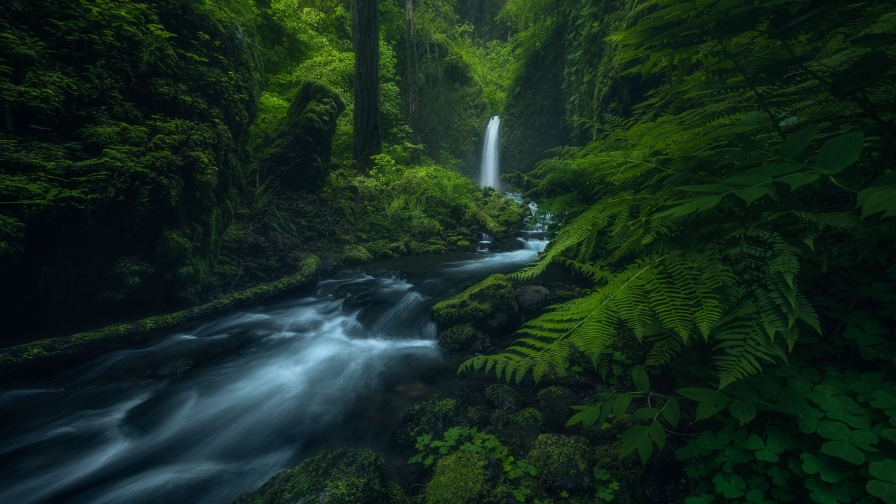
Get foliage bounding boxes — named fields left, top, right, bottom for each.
left=0, top=0, right=264, bottom=338
left=464, top=0, right=896, bottom=502
left=409, top=426, right=538, bottom=478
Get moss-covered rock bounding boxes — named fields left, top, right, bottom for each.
left=492, top=407, right=544, bottom=458
left=529, top=434, right=592, bottom=492
left=336, top=245, right=373, bottom=266
left=430, top=274, right=517, bottom=330
left=396, top=393, right=480, bottom=446
left=437, top=324, right=478, bottom=351
left=232, top=448, right=395, bottom=504
left=257, top=80, right=346, bottom=191
left=423, top=450, right=488, bottom=504
left=486, top=384, right=524, bottom=413
left=537, top=386, right=578, bottom=431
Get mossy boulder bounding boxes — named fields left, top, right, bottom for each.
left=232, top=448, right=399, bottom=504
left=491, top=407, right=544, bottom=457
left=396, top=393, right=480, bottom=446
left=437, top=324, right=478, bottom=351
left=336, top=245, right=373, bottom=266
left=430, top=274, right=517, bottom=330
left=259, top=80, right=346, bottom=191
left=529, top=434, right=592, bottom=492
left=486, top=384, right=524, bottom=413
left=537, top=386, right=578, bottom=431
left=423, top=450, right=488, bottom=504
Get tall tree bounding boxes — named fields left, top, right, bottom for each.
left=351, top=0, right=382, bottom=171
left=405, top=0, right=421, bottom=164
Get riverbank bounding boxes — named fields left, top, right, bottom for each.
left=0, top=255, right=322, bottom=382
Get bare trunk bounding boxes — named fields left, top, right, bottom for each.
left=405, top=0, right=420, bottom=164
left=352, top=0, right=382, bottom=171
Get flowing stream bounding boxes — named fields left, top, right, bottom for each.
left=0, top=250, right=543, bottom=504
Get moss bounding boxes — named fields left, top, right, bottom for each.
left=538, top=386, right=578, bottom=431
left=0, top=255, right=321, bottom=368
left=336, top=245, right=373, bottom=265
left=256, top=80, right=346, bottom=191
left=430, top=274, right=518, bottom=330
left=513, top=407, right=544, bottom=429
left=529, top=434, right=592, bottom=492
left=397, top=393, right=480, bottom=446
left=457, top=240, right=471, bottom=248
left=423, top=450, right=487, bottom=504
left=486, top=384, right=524, bottom=413
left=438, top=324, right=478, bottom=351
left=232, top=448, right=393, bottom=504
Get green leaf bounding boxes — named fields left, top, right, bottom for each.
left=756, top=448, right=780, bottom=462
left=613, top=392, right=633, bottom=419
left=872, top=391, right=896, bottom=410
left=868, top=460, right=896, bottom=503
left=744, top=434, right=765, bottom=450
left=817, top=421, right=850, bottom=441
left=849, top=430, right=879, bottom=451
left=780, top=125, right=818, bottom=159
left=734, top=186, right=769, bottom=205
left=856, top=184, right=896, bottom=219
left=662, top=397, right=681, bottom=427
left=821, top=440, right=865, bottom=465
left=712, top=473, right=746, bottom=498
left=870, top=460, right=896, bottom=483
left=780, top=173, right=819, bottom=190
left=815, top=132, right=864, bottom=174
left=678, top=387, right=723, bottom=402
left=632, top=365, right=650, bottom=392
left=647, top=420, right=666, bottom=449
left=729, top=400, right=757, bottom=426
left=633, top=407, right=660, bottom=420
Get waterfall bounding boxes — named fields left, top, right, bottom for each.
left=479, top=116, right=500, bottom=189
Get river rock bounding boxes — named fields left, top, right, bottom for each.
left=515, top=285, right=550, bottom=311
left=529, top=434, right=593, bottom=492
left=537, top=386, right=577, bottom=431
left=485, top=384, right=523, bottom=413
left=430, top=274, right=518, bottom=330
left=342, top=289, right=375, bottom=312
left=232, top=448, right=403, bottom=504
left=437, top=324, right=478, bottom=351
left=396, top=393, right=481, bottom=446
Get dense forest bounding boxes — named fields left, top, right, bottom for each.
left=1, top=0, right=895, bottom=503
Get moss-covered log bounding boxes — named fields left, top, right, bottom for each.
left=0, top=255, right=321, bottom=381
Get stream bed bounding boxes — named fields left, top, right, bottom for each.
left=0, top=250, right=542, bottom=504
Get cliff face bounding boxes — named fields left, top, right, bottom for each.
left=0, top=0, right=263, bottom=342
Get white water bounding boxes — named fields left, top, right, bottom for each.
left=479, top=116, right=500, bottom=189
left=0, top=251, right=542, bottom=504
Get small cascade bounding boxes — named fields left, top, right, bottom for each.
left=479, top=116, right=501, bottom=189
left=475, top=231, right=495, bottom=253
left=503, top=192, right=555, bottom=254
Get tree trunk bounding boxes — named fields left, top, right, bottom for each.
left=405, top=0, right=421, bottom=165
left=352, top=0, right=382, bottom=171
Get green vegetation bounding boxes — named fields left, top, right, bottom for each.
left=431, top=273, right=518, bottom=329
left=232, top=448, right=405, bottom=504
left=461, top=0, right=896, bottom=503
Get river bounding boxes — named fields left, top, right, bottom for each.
left=0, top=249, right=542, bottom=504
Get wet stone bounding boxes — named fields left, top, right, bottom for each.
left=485, top=384, right=523, bottom=413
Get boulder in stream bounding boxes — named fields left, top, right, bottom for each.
left=437, top=324, right=478, bottom=351
left=430, top=274, right=517, bottom=330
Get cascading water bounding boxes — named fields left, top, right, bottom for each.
left=0, top=251, right=543, bottom=504
left=479, top=116, right=500, bottom=189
